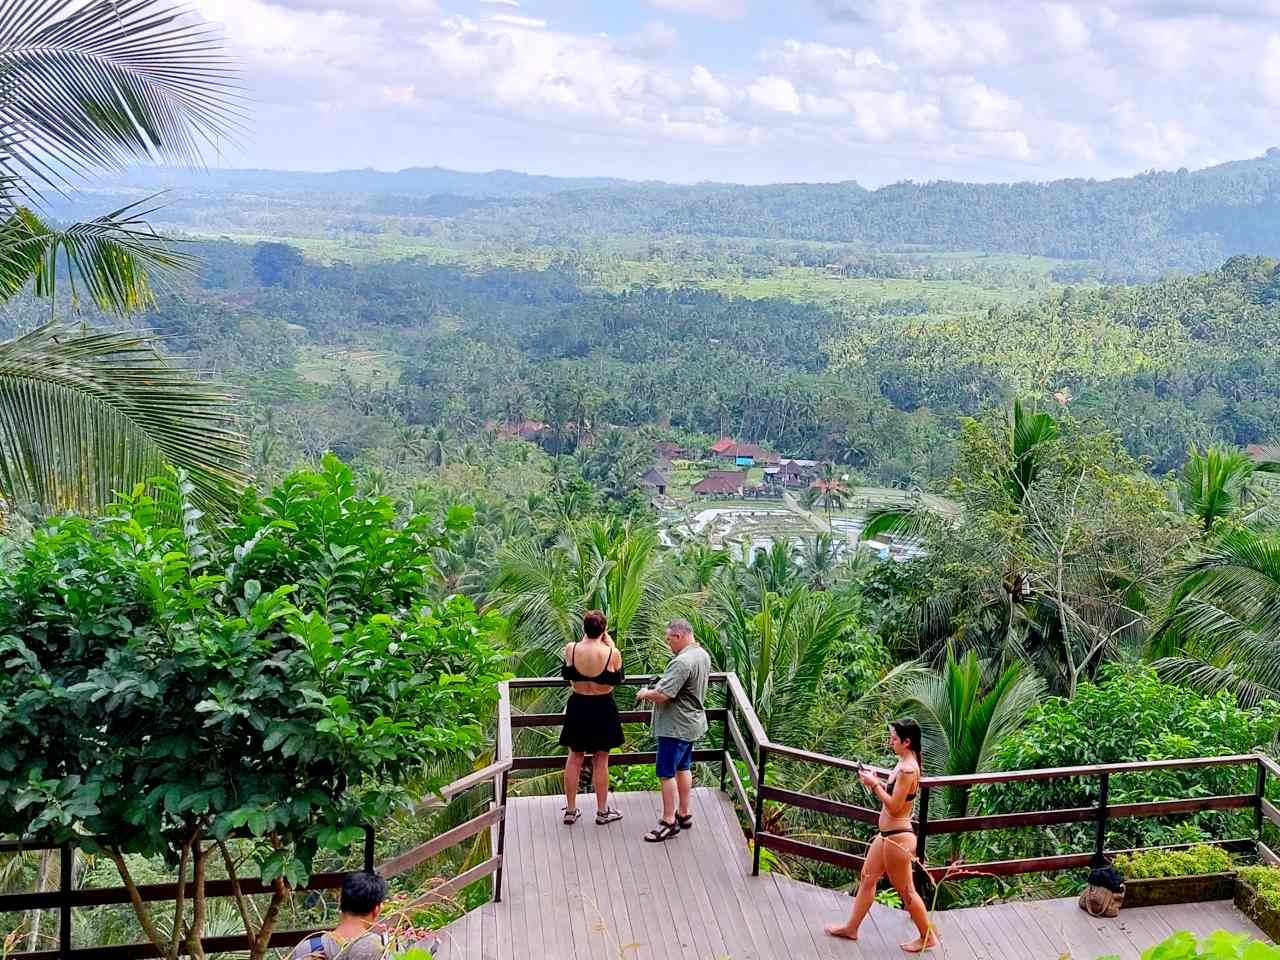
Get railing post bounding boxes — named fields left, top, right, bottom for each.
left=363, top=825, right=375, bottom=872
left=493, top=770, right=509, bottom=903
left=752, top=745, right=768, bottom=876
left=1093, top=772, right=1110, bottom=867
left=59, top=841, right=71, bottom=960
left=916, top=784, right=930, bottom=869
left=719, top=707, right=730, bottom=792
left=1257, top=757, right=1267, bottom=846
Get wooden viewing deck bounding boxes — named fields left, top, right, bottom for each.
left=431, top=788, right=1267, bottom=959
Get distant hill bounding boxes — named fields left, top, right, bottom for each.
left=449, top=148, right=1280, bottom=278
left=102, top=164, right=650, bottom=197
left=71, top=150, right=1280, bottom=278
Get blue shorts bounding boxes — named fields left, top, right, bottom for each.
left=655, top=737, right=694, bottom=779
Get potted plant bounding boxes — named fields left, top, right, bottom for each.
left=1113, top=845, right=1236, bottom=908
left=1234, top=866, right=1280, bottom=942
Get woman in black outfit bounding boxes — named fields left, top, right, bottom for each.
left=560, top=610, right=625, bottom=825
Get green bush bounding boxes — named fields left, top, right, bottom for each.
left=0, top=457, right=509, bottom=960
left=1114, top=844, right=1234, bottom=879
left=1099, top=929, right=1280, bottom=959
left=1237, top=865, right=1280, bottom=910
left=974, top=667, right=1280, bottom=858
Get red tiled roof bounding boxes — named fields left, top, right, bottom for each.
left=710, top=437, right=736, bottom=454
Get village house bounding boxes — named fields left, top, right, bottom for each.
left=692, top=470, right=748, bottom=497
left=764, top=458, right=819, bottom=489
left=710, top=439, right=781, bottom=467
left=655, top=440, right=693, bottom=460
left=641, top=467, right=668, bottom=496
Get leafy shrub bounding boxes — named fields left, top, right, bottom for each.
left=1237, top=866, right=1280, bottom=910
left=0, top=458, right=508, bottom=960
left=1098, top=929, right=1280, bottom=959
left=972, top=667, right=1279, bottom=858
left=1114, top=845, right=1233, bottom=879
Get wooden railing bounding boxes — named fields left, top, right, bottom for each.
left=0, top=736, right=512, bottom=960
left=498, top=673, right=1280, bottom=884
left=11, top=672, right=1279, bottom=960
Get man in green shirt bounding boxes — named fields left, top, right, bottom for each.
left=636, top=618, right=711, bottom=842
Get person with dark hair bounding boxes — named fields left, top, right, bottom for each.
left=824, top=719, right=938, bottom=953
left=559, top=609, right=625, bottom=825
left=290, top=871, right=392, bottom=960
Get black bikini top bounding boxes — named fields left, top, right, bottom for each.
left=560, top=641, right=624, bottom=687
left=887, top=770, right=918, bottom=802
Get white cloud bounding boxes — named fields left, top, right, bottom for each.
left=645, top=0, right=747, bottom=20
left=943, top=77, right=1022, bottom=131
left=1259, top=34, right=1280, bottom=103
left=1044, top=3, right=1090, bottom=53
left=747, top=75, right=802, bottom=113
left=488, top=13, right=545, bottom=28
left=185, top=0, right=1280, bottom=184
left=617, top=21, right=680, bottom=59
left=689, top=65, right=732, bottom=106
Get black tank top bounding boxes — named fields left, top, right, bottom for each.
left=560, top=641, right=624, bottom=687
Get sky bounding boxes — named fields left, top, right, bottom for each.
left=186, top=0, right=1280, bottom=186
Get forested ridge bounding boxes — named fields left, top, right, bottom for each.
left=78, top=148, right=1280, bottom=280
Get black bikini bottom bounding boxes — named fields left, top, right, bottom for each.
left=880, top=828, right=915, bottom=838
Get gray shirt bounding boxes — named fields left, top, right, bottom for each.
left=652, top=643, right=711, bottom=742
left=290, top=931, right=387, bottom=960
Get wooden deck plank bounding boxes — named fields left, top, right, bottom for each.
left=564, top=790, right=618, bottom=959
left=479, top=903, right=497, bottom=960
left=678, top=789, right=754, bottom=960
left=618, top=790, right=672, bottom=960
left=420, top=789, right=1271, bottom=960
left=527, top=795, right=570, bottom=960
left=591, top=789, right=641, bottom=958
left=548, top=787, right=589, bottom=960
left=697, top=787, right=788, bottom=958
left=1037, top=896, right=1125, bottom=959
left=684, top=788, right=761, bottom=959
left=632, top=791, right=702, bottom=960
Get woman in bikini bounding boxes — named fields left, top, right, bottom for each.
left=825, top=718, right=938, bottom=953
left=559, top=610, right=625, bottom=826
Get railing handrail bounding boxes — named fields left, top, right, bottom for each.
left=501, top=671, right=1280, bottom=887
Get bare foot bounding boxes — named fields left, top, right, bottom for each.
left=900, top=932, right=940, bottom=953
left=824, top=923, right=858, bottom=941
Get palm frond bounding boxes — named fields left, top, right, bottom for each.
left=0, top=321, right=249, bottom=517
left=0, top=0, right=243, bottom=193
left=0, top=198, right=192, bottom=313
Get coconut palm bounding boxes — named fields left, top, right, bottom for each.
left=488, top=521, right=683, bottom=674
left=1152, top=527, right=1280, bottom=706
left=804, top=462, right=851, bottom=527
left=900, top=646, right=1045, bottom=858
left=700, top=576, right=864, bottom=745
left=1174, top=445, right=1280, bottom=534
left=0, top=0, right=247, bottom=517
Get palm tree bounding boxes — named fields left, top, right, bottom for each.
left=1152, top=527, right=1280, bottom=706
left=0, top=1, right=248, bottom=517
left=797, top=533, right=840, bottom=590
left=1175, top=445, right=1280, bottom=534
left=805, top=462, right=851, bottom=527
left=900, top=647, right=1044, bottom=858
left=698, top=576, right=907, bottom=748
left=488, top=521, right=684, bottom=674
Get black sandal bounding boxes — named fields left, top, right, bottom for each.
left=563, top=807, right=581, bottom=825
left=596, top=808, right=623, bottom=825
left=675, top=813, right=693, bottom=829
left=644, top=819, right=680, bottom=842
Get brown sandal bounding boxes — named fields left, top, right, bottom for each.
left=644, top=820, right=679, bottom=842
left=563, top=807, right=581, bottom=825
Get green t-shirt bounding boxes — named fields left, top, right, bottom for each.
left=653, top=644, right=711, bottom=742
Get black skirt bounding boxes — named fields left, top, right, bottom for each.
left=559, top=692, right=625, bottom=753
